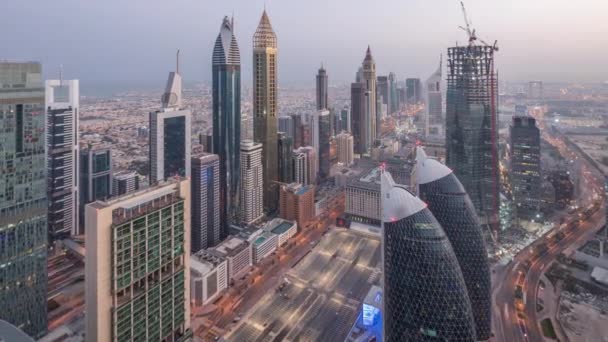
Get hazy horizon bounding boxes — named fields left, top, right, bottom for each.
left=4, top=0, right=608, bottom=88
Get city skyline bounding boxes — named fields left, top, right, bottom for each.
left=3, top=0, right=608, bottom=89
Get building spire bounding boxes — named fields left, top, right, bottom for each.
left=176, top=49, right=180, bottom=74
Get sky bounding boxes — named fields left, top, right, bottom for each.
left=3, top=0, right=608, bottom=90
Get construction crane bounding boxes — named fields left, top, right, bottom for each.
left=458, top=1, right=499, bottom=51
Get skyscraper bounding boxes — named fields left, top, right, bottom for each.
left=297, top=146, right=317, bottom=186
left=191, top=153, right=220, bottom=252
left=380, top=171, right=476, bottom=341
left=416, top=147, right=492, bottom=340
left=292, top=150, right=308, bottom=186
left=425, top=56, right=442, bottom=136
left=316, top=64, right=328, bottom=110
left=278, top=116, right=294, bottom=140
left=510, top=116, right=541, bottom=221
left=446, top=45, right=499, bottom=227
left=290, top=113, right=304, bottom=149
left=340, top=106, right=351, bottom=133
left=46, top=78, right=79, bottom=238
left=388, top=72, right=399, bottom=114
left=377, top=75, right=389, bottom=115
left=279, top=183, right=315, bottom=229
left=406, top=78, right=421, bottom=104
left=0, top=61, right=48, bottom=338
left=336, top=132, right=354, bottom=166
left=277, top=132, right=293, bottom=183
left=85, top=180, right=191, bottom=342
left=112, top=171, right=140, bottom=197
left=240, top=141, right=264, bottom=225
left=310, top=109, right=331, bottom=181
left=361, top=46, right=377, bottom=148
left=351, top=82, right=366, bottom=154
left=150, top=58, right=191, bottom=184
left=79, top=145, right=112, bottom=229
left=253, top=10, right=279, bottom=213
left=212, top=16, right=241, bottom=238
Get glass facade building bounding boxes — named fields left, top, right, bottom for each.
left=381, top=172, right=476, bottom=342
left=79, top=145, right=113, bottom=229
left=416, top=148, right=492, bottom=340
left=446, top=45, right=499, bottom=228
left=0, top=61, right=48, bottom=338
left=191, top=153, right=220, bottom=252
left=510, top=116, right=541, bottom=221
left=213, top=16, right=241, bottom=238
left=277, top=132, right=293, bottom=183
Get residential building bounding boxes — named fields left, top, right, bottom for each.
left=240, top=141, right=264, bottom=225
left=381, top=171, right=476, bottom=341
left=279, top=183, right=315, bottom=229
left=79, top=145, right=112, bottom=229
left=264, top=218, right=298, bottom=247
left=84, top=180, right=192, bottom=342
left=336, top=132, right=354, bottom=166
left=190, top=251, right=228, bottom=306
left=253, top=10, right=279, bottom=213
left=296, top=146, right=317, bottom=185
left=292, top=150, right=308, bottom=185
left=191, top=153, right=220, bottom=252
left=46, top=78, right=79, bottom=238
left=510, top=116, right=541, bottom=221
left=416, top=147, right=492, bottom=340
left=446, top=45, right=499, bottom=228
left=112, top=171, right=139, bottom=197
left=0, top=61, right=48, bottom=338
left=316, top=65, right=328, bottom=110
left=212, top=16, right=242, bottom=237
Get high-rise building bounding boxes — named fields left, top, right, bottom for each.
left=446, top=45, right=499, bottom=227
left=0, top=61, right=48, bottom=338
left=290, top=113, right=304, bottom=149
left=405, top=78, right=421, bottom=104
left=340, top=106, right=351, bottom=133
left=112, top=171, right=140, bottom=197
left=336, top=132, right=354, bottom=166
left=310, top=110, right=331, bottom=181
left=240, top=141, right=264, bottom=225
left=316, top=65, right=328, bottom=110
left=425, top=56, right=442, bottom=135
left=79, top=145, right=112, bottom=229
left=292, top=150, right=308, bottom=186
left=388, top=72, right=399, bottom=114
left=416, top=147, right=492, bottom=340
left=510, top=116, right=541, bottom=221
left=295, top=146, right=317, bottom=186
left=278, top=116, right=294, bottom=140
left=380, top=171, right=476, bottom=341
left=150, top=60, right=191, bottom=184
left=361, top=46, right=377, bottom=148
left=277, top=132, right=293, bottom=183
left=377, top=75, right=389, bottom=115
left=212, top=16, right=241, bottom=239
left=85, top=180, right=191, bottom=342
left=191, top=153, right=220, bottom=252
left=253, top=10, right=279, bottom=213
left=527, top=80, right=543, bottom=101
left=46, top=78, right=79, bottom=238
left=350, top=82, right=366, bottom=155
left=279, top=183, right=315, bottom=229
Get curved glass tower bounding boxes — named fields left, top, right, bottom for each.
left=416, top=147, right=492, bottom=340
left=381, top=172, right=476, bottom=342
left=212, top=16, right=241, bottom=238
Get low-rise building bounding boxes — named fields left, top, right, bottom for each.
left=190, top=251, right=228, bottom=306
left=279, top=183, right=315, bottom=229
left=209, top=237, right=252, bottom=282
left=265, top=218, right=298, bottom=247
left=252, top=232, right=278, bottom=264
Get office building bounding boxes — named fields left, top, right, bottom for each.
left=277, top=132, right=293, bottom=183
left=290, top=113, right=304, bottom=148
left=351, top=82, right=366, bottom=154
left=79, top=145, right=112, bottom=229
left=345, top=166, right=382, bottom=226
left=278, top=116, right=294, bottom=140
left=510, top=116, right=541, bottom=221
left=199, top=131, right=213, bottom=153
left=213, top=16, right=242, bottom=237
left=190, top=251, right=228, bottom=306
left=361, top=47, right=377, bottom=149
left=250, top=230, right=278, bottom=264
left=380, top=171, right=476, bottom=341
left=316, top=64, right=328, bottom=110
left=295, top=146, right=317, bottom=185
left=388, top=72, right=399, bottom=114
left=425, top=56, right=442, bottom=135
left=340, top=106, right=350, bottom=133
left=112, top=171, right=139, bottom=197
left=46, top=78, right=79, bottom=238
left=279, top=183, right=315, bottom=229
left=377, top=75, right=389, bottom=116
left=149, top=61, right=191, bottom=184
left=416, top=147, right=492, bottom=340
left=240, top=141, right=264, bottom=225
left=292, top=150, right=308, bottom=185
left=310, top=110, right=331, bottom=181
left=253, top=10, right=279, bottom=213
left=446, top=45, right=499, bottom=227
left=209, top=237, right=252, bottom=282
left=191, top=153, right=220, bottom=252
left=405, top=78, right=421, bottom=104
left=336, top=132, right=354, bottom=166
left=85, top=180, right=192, bottom=342
left=0, top=61, right=48, bottom=338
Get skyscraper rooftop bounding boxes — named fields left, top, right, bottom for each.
left=253, top=10, right=277, bottom=49
left=213, top=16, right=240, bottom=65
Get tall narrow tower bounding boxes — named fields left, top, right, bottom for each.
left=361, top=46, right=377, bottom=150
left=253, top=10, right=279, bottom=213
left=212, top=16, right=241, bottom=238
left=316, top=64, right=328, bottom=110
left=424, top=55, right=442, bottom=136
